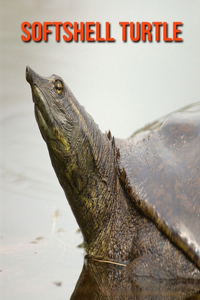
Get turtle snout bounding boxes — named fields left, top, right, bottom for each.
left=26, top=66, right=37, bottom=85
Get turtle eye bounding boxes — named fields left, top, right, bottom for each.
left=55, top=80, right=63, bottom=95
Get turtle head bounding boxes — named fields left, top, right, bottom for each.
left=26, top=67, right=117, bottom=251
left=26, top=66, right=82, bottom=159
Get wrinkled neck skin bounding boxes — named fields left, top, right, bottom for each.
left=49, top=119, right=115, bottom=251
left=27, top=68, right=135, bottom=262
left=48, top=115, right=135, bottom=262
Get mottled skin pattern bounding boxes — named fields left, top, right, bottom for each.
left=26, top=67, right=200, bottom=281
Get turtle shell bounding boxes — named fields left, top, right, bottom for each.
left=117, top=103, right=200, bottom=269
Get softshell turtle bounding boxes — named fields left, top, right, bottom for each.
left=26, top=67, right=200, bottom=279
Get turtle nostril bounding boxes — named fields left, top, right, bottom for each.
left=26, top=66, right=29, bottom=77
left=26, top=66, right=30, bottom=83
left=26, top=66, right=35, bottom=84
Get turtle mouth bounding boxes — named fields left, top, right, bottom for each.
left=32, top=84, right=44, bottom=106
left=31, top=85, right=55, bottom=141
left=34, top=105, right=55, bottom=141
left=32, top=85, right=70, bottom=152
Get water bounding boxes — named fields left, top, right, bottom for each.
left=1, top=0, right=200, bottom=299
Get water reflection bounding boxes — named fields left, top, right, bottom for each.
left=70, top=257, right=200, bottom=299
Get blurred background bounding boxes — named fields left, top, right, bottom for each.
left=0, top=0, right=200, bottom=299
